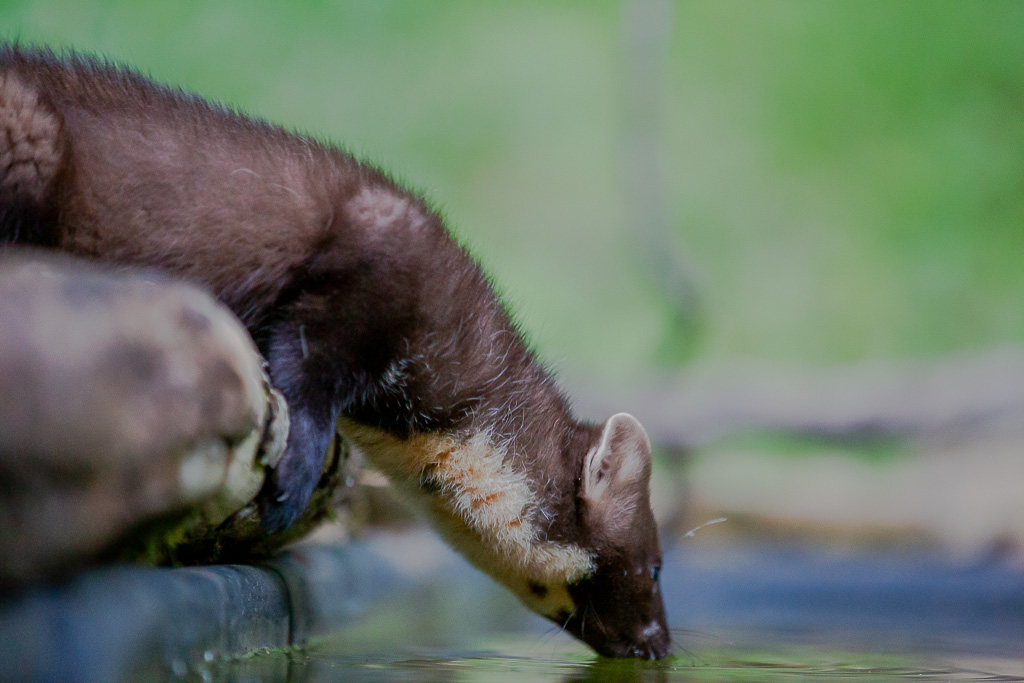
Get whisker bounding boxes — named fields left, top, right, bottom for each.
left=585, top=597, right=609, bottom=637
left=682, top=517, right=728, bottom=539
left=668, top=626, right=733, bottom=645
left=666, top=626, right=731, bottom=665
left=560, top=606, right=579, bottom=634
left=670, top=642, right=707, bottom=667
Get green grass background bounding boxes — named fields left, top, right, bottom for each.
left=3, top=0, right=1022, bottom=377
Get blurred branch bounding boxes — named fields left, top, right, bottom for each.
left=571, top=348, right=1024, bottom=451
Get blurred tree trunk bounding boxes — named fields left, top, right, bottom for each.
left=572, top=348, right=1024, bottom=451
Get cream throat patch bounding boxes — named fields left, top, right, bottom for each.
left=338, top=420, right=595, bottom=585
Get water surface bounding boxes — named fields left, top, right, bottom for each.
left=213, top=638, right=1024, bottom=681
left=205, top=534, right=1024, bottom=681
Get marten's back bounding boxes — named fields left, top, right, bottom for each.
left=0, top=45, right=368, bottom=323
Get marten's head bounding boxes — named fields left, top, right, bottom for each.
left=512, top=413, right=670, bottom=659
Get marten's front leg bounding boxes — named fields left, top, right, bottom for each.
left=256, top=310, right=343, bottom=533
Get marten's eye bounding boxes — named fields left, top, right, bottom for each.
left=650, top=564, right=661, bottom=581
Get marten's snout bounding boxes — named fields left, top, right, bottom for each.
left=635, top=618, right=671, bottom=660
left=561, top=574, right=672, bottom=659
left=572, top=614, right=671, bottom=660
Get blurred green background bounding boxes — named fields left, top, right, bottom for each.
left=3, top=0, right=1022, bottom=376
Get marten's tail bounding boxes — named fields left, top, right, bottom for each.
left=0, top=71, right=66, bottom=246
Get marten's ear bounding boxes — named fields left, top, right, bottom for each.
left=582, top=413, right=652, bottom=510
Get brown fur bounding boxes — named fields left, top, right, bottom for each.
left=0, top=44, right=670, bottom=659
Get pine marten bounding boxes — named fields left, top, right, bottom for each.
left=0, top=45, right=670, bottom=659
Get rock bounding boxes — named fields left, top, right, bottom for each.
left=0, top=251, right=356, bottom=585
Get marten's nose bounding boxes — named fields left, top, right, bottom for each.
left=637, top=619, right=671, bottom=660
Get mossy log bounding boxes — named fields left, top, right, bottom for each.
left=0, top=251, right=359, bottom=587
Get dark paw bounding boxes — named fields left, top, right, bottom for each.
left=258, top=470, right=317, bottom=534
left=256, top=407, right=332, bottom=534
